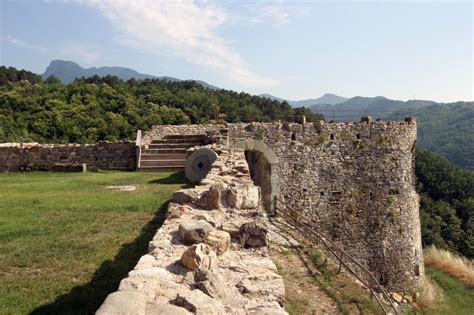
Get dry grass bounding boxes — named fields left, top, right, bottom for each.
left=424, top=246, right=474, bottom=287
left=416, top=277, right=445, bottom=313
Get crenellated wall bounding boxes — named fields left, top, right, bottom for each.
left=226, top=119, right=423, bottom=291
left=0, top=141, right=136, bottom=172
left=139, top=120, right=424, bottom=291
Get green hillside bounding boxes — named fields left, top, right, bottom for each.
left=414, top=102, right=474, bottom=171
left=416, top=149, right=474, bottom=258
left=0, top=66, right=320, bottom=144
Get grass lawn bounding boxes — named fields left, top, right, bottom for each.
left=0, top=171, right=187, bottom=315
left=424, top=267, right=474, bottom=315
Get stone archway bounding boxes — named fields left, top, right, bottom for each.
left=232, top=139, right=279, bottom=213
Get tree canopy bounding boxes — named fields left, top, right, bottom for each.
left=416, top=149, right=474, bottom=258
left=0, top=66, right=322, bottom=143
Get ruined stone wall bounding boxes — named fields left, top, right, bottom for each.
left=0, top=141, right=136, bottom=172
left=227, top=120, right=423, bottom=291
left=97, top=146, right=287, bottom=314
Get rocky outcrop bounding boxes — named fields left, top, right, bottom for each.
left=96, top=146, right=287, bottom=315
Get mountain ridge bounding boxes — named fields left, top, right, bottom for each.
left=42, top=60, right=220, bottom=90
left=259, top=92, right=348, bottom=107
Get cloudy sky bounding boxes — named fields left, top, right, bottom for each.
left=1, top=0, right=472, bottom=102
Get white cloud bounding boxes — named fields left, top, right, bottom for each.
left=232, top=1, right=309, bottom=26
left=4, top=35, right=47, bottom=52
left=59, top=42, right=103, bottom=65
left=80, top=0, right=277, bottom=87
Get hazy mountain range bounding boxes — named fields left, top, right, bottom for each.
left=42, top=60, right=220, bottom=90
left=259, top=93, right=349, bottom=107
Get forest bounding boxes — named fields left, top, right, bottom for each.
left=416, top=149, right=474, bottom=258
left=0, top=66, right=320, bottom=143
left=414, top=102, right=474, bottom=170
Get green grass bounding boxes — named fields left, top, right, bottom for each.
left=422, top=267, right=474, bottom=315
left=0, top=171, right=187, bottom=315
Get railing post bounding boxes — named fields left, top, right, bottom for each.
left=338, top=249, right=343, bottom=274
left=135, top=130, right=142, bottom=171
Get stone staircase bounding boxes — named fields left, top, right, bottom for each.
left=138, top=134, right=208, bottom=170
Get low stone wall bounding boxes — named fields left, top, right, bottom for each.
left=97, top=146, right=287, bottom=315
left=0, top=142, right=136, bottom=172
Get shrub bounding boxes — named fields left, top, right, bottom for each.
left=416, top=277, right=445, bottom=312
left=424, top=246, right=474, bottom=287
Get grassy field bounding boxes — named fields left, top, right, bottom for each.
left=422, top=267, right=474, bottom=315
left=0, top=171, right=187, bottom=315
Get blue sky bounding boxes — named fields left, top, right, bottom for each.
left=1, top=0, right=472, bottom=102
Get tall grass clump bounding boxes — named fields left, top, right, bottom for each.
left=424, top=246, right=474, bottom=287
left=416, top=277, right=445, bottom=313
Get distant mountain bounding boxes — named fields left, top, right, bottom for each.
left=292, top=93, right=349, bottom=107
left=42, top=60, right=219, bottom=90
left=259, top=94, right=286, bottom=103
left=309, top=96, right=438, bottom=120
left=259, top=93, right=348, bottom=107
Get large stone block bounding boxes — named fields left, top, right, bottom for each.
left=204, top=230, right=231, bottom=256
left=178, top=220, right=214, bottom=244
left=172, top=188, right=199, bottom=205
left=195, top=187, right=221, bottom=210
left=171, top=289, right=226, bottom=315
left=238, top=222, right=268, bottom=248
left=145, top=303, right=191, bottom=315
left=227, top=184, right=260, bottom=209
left=96, top=291, right=148, bottom=315
left=193, top=269, right=227, bottom=299
left=192, top=210, right=224, bottom=228
left=180, top=244, right=218, bottom=271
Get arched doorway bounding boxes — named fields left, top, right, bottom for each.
left=232, top=139, right=279, bottom=213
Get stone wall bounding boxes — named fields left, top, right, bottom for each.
left=0, top=141, right=136, bottom=172
left=139, top=120, right=423, bottom=291
left=226, top=119, right=423, bottom=291
left=97, top=145, right=287, bottom=314
left=141, top=124, right=226, bottom=145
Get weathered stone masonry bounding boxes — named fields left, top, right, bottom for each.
left=0, top=141, right=136, bottom=171
left=227, top=119, right=423, bottom=291
left=0, top=119, right=424, bottom=294
left=97, top=146, right=287, bottom=314
left=140, top=120, right=423, bottom=292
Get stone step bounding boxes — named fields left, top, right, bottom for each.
left=138, top=165, right=185, bottom=171
left=140, top=153, right=188, bottom=161
left=141, top=148, right=188, bottom=154
left=146, top=144, right=199, bottom=149
left=139, top=159, right=187, bottom=167
left=162, top=134, right=207, bottom=140
left=150, top=138, right=207, bottom=144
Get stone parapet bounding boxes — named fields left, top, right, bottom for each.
left=96, top=146, right=287, bottom=315
left=0, top=141, right=136, bottom=172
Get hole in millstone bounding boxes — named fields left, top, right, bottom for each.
left=197, top=162, right=204, bottom=169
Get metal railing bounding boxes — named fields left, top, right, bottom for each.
left=273, top=197, right=398, bottom=315
left=311, top=109, right=412, bottom=122
left=135, top=130, right=142, bottom=170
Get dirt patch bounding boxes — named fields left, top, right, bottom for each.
left=105, top=185, right=136, bottom=192
left=268, top=220, right=383, bottom=315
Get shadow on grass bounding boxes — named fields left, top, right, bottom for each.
left=30, top=201, right=171, bottom=315
left=148, top=171, right=191, bottom=187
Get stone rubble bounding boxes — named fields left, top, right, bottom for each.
left=96, top=147, right=287, bottom=315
